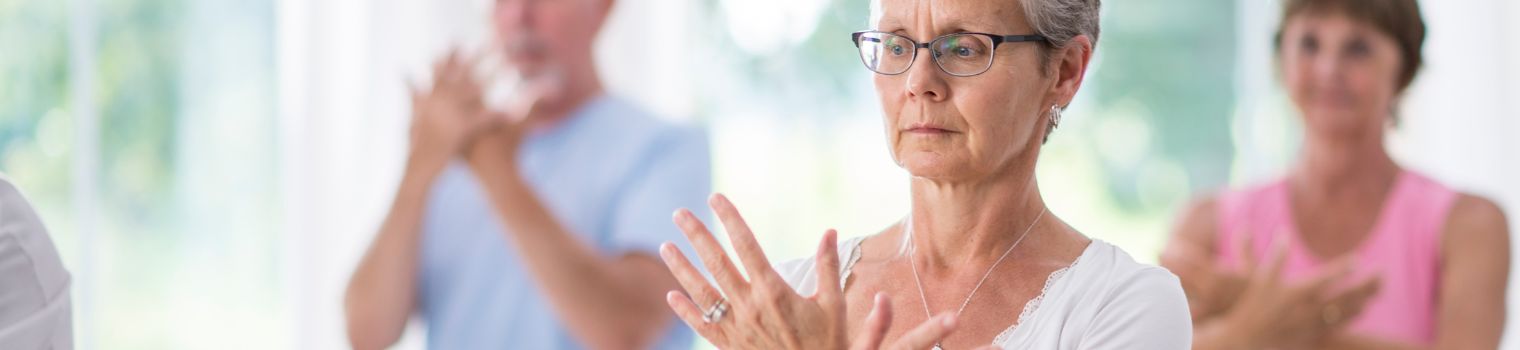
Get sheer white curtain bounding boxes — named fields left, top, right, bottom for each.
left=274, top=0, right=698, bottom=348
left=1234, top=0, right=1520, bottom=346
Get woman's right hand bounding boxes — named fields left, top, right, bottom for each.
left=1221, top=237, right=1381, bottom=349
left=661, top=194, right=996, bottom=350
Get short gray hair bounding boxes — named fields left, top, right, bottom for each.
left=868, top=0, right=1101, bottom=54
left=1022, top=0, right=1102, bottom=50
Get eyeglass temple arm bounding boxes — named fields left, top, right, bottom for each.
left=854, top=33, right=1048, bottom=46
left=992, top=35, right=1048, bottom=44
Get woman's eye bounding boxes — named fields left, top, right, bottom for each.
left=891, top=45, right=906, bottom=55
left=955, top=46, right=975, bottom=57
left=1345, top=40, right=1370, bottom=57
left=1299, top=36, right=1319, bottom=54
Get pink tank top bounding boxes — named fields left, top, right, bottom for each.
left=1214, top=170, right=1455, bottom=345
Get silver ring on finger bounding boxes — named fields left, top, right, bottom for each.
left=1322, top=304, right=1342, bottom=326
left=702, top=298, right=729, bottom=324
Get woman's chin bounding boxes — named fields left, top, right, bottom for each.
left=1301, top=109, right=1385, bottom=136
left=897, top=154, right=970, bottom=180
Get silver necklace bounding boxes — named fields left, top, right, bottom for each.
left=907, top=208, right=1045, bottom=350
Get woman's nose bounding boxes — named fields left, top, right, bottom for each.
left=905, top=52, right=948, bottom=101
left=1311, top=54, right=1346, bottom=88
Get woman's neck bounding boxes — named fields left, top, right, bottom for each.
left=1292, top=129, right=1400, bottom=201
left=905, top=169, right=1049, bottom=267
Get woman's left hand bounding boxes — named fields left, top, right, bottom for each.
left=661, top=193, right=991, bottom=350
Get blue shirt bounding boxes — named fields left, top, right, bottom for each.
left=419, top=95, right=709, bottom=349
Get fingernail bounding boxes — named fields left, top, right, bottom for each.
left=941, top=315, right=957, bottom=328
left=659, top=243, right=677, bottom=259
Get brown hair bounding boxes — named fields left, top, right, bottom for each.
left=1275, top=0, right=1427, bottom=92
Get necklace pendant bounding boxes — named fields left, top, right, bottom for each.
left=932, top=344, right=944, bottom=350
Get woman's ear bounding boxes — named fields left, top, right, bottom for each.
left=1046, top=35, right=1094, bottom=108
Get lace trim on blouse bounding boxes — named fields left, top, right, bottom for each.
left=834, top=237, right=1087, bottom=347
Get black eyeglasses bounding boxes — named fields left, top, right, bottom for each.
left=851, top=30, right=1048, bottom=77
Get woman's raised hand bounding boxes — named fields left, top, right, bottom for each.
left=660, top=193, right=987, bottom=350
left=1220, top=236, right=1381, bottom=349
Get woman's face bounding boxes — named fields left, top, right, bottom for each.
left=873, top=0, right=1064, bottom=182
left=1279, top=12, right=1404, bottom=138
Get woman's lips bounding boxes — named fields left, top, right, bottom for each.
left=904, top=124, right=955, bottom=134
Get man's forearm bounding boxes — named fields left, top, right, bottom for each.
left=468, top=156, right=673, bottom=350
left=344, top=162, right=436, bottom=350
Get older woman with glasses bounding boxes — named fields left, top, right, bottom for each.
left=657, top=0, right=1192, bottom=348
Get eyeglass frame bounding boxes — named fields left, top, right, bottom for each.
left=850, top=30, right=1050, bottom=77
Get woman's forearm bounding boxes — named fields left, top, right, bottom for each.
left=1191, top=318, right=1254, bottom=350
left=1319, top=334, right=1423, bottom=350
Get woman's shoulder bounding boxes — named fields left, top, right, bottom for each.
left=1045, top=240, right=1191, bottom=348
left=1397, top=170, right=1508, bottom=250
left=1442, top=192, right=1510, bottom=256
left=1071, top=240, right=1186, bottom=297
left=1169, top=177, right=1288, bottom=247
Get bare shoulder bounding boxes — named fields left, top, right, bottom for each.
left=853, top=223, right=905, bottom=264
left=1166, top=193, right=1223, bottom=253
left=1443, top=193, right=1511, bottom=251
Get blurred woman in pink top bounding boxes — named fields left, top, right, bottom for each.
left=1161, top=0, right=1510, bottom=349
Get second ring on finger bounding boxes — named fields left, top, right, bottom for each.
left=703, top=298, right=730, bottom=324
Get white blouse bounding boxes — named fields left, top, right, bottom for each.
left=777, top=236, right=1192, bottom=349
left=0, top=175, right=72, bottom=349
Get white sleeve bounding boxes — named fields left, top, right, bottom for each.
left=0, top=177, right=73, bottom=349
left=775, top=236, right=863, bottom=297
left=775, top=256, right=819, bottom=296
left=1078, top=266, right=1193, bottom=350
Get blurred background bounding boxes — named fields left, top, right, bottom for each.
left=1, top=0, right=1516, bottom=348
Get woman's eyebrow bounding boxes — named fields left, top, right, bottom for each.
left=875, top=17, right=904, bottom=31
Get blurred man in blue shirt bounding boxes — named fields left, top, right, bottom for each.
left=343, top=0, right=708, bottom=349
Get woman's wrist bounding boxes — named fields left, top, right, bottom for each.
left=1192, top=308, right=1259, bottom=350
left=1215, top=311, right=1265, bottom=350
